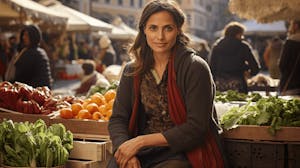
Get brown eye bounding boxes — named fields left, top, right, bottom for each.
left=165, top=26, right=174, bottom=32
left=148, top=25, right=157, bottom=31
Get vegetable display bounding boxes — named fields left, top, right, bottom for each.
left=215, top=90, right=263, bottom=102
left=0, top=119, right=73, bottom=167
left=220, top=96, right=300, bottom=135
left=0, top=81, right=81, bottom=114
left=86, top=81, right=118, bottom=97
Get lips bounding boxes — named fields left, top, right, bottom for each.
left=154, top=43, right=167, bottom=47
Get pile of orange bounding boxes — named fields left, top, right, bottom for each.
left=59, top=89, right=116, bottom=121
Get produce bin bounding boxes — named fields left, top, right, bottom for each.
left=223, top=125, right=300, bottom=142
left=222, top=125, right=300, bottom=168
left=50, top=118, right=109, bottom=138
left=0, top=109, right=51, bottom=126
left=224, top=139, right=285, bottom=168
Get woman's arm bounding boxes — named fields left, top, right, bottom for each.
left=115, top=133, right=168, bottom=168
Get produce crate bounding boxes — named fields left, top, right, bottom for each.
left=287, top=143, right=300, bottom=168
left=223, top=125, right=300, bottom=142
left=224, top=139, right=285, bottom=168
left=0, top=108, right=51, bottom=126
left=50, top=118, right=109, bottom=138
left=66, top=138, right=112, bottom=168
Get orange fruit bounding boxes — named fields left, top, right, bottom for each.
left=86, top=103, right=99, bottom=114
left=98, top=105, right=106, bottom=114
left=77, top=109, right=92, bottom=119
left=71, top=103, right=83, bottom=116
left=91, top=93, right=106, bottom=106
left=92, top=112, right=103, bottom=120
left=106, top=109, right=112, bottom=118
left=60, top=108, right=73, bottom=119
left=104, top=90, right=116, bottom=102
left=82, top=98, right=92, bottom=109
left=106, top=99, right=115, bottom=111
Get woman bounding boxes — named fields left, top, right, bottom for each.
left=5, top=25, right=52, bottom=88
left=108, top=1, right=226, bottom=168
left=209, top=22, right=260, bottom=93
left=279, top=20, right=300, bottom=95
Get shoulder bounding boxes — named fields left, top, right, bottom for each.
left=175, top=51, right=212, bottom=79
left=240, top=40, right=253, bottom=50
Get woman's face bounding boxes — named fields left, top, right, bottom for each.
left=23, top=31, right=30, bottom=46
left=144, top=11, right=179, bottom=56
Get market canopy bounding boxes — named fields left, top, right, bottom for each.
left=47, top=1, right=113, bottom=32
left=9, top=0, right=67, bottom=25
left=214, top=20, right=287, bottom=37
left=241, top=20, right=286, bottom=36
left=229, top=0, right=300, bottom=23
left=111, top=17, right=137, bottom=37
left=0, top=0, right=67, bottom=31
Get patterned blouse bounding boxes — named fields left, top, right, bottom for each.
left=140, top=68, right=174, bottom=134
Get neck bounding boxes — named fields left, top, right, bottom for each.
left=153, top=53, right=171, bottom=79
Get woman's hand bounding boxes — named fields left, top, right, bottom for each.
left=114, top=136, right=143, bottom=168
left=126, top=156, right=141, bottom=168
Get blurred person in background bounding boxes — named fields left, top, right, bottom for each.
left=5, top=25, right=53, bottom=88
left=7, top=35, right=18, bottom=62
left=0, top=34, right=8, bottom=81
left=209, top=21, right=260, bottom=93
left=196, top=42, right=210, bottom=62
left=96, top=35, right=117, bottom=73
left=263, top=36, right=283, bottom=79
left=279, top=20, right=300, bottom=95
left=74, top=59, right=109, bottom=96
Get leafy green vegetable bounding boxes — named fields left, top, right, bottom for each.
left=0, top=119, right=73, bottom=167
left=220, top=96, right=300, bottom=135
left=215, top=90, right=262, bottom=102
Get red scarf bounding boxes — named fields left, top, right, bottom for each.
left=129, top=52, right=224, bottom=168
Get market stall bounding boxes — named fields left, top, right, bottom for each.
left=0, top=81, right=115, bottom=167
left=0, top=0, right=67, bottom=31
left=215, top=90, right=300, bottom=168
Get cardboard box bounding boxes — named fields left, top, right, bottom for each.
left=223, top=125, right=300, bottom=142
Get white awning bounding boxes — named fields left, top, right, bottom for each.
left=47, top=2, right=113, bottom=32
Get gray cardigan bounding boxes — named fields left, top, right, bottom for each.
left=108, top=46, right=222, bottom=154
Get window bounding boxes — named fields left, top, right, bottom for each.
left=130, top=0, right=134, bottom=7
left=118, top=0, right=123, bottom=5
left=139, top=0, right=143, bottom=7
left=105, top=0, right=110, bottom=4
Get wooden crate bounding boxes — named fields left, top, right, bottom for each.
left=70, top=140, right=108, bottom=161
left=0, top=109, right=51, bottom=126
left=50, top=118, right=109, bottom=136
left=67, top=138, right=112, bottom=168
left=66, top=160, right=108, bottom=168
left=222, top=125, right=300, bottom=142
left=224, top=139, right=285, bottom=168
left=287, top=143, right=300, bottom=168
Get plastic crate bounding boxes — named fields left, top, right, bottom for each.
left=287, top=143, right=300, bottom=168
left=224, top=139, right=285, bottom=168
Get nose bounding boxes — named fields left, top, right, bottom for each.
left=157, top=29, right=165, bottom=40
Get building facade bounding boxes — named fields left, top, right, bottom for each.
left=65, top=0, right=232, bottom=41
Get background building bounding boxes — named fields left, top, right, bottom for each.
left=55, top=0, right=235, bottom=42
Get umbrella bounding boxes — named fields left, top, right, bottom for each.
left=229, top=0, right=300, bottom=23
